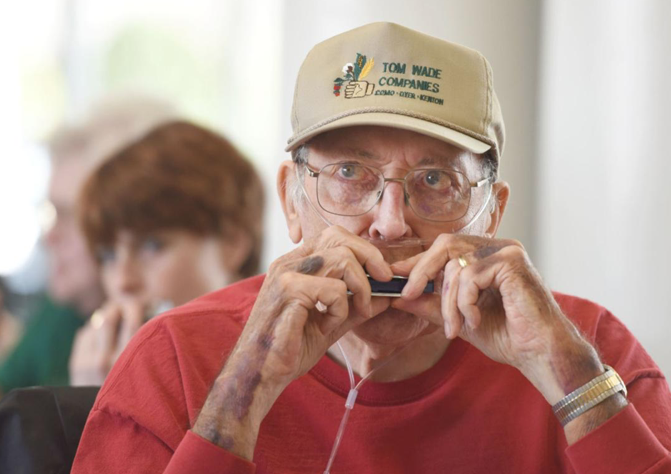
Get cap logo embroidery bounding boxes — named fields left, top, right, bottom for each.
left=333, top=53, right=375, bottom=98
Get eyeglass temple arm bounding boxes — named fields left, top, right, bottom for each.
left=294, top=163, right=335, bottom=228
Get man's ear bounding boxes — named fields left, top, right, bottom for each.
left=485, top=181, right=510, bottom=238
left=277, top=160, right=303, bottom=244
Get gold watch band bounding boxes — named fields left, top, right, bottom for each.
left=552, top=364, right=627, bottom=427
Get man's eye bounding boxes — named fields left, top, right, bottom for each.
left=422, top=170, right=453, bottom=189
left=338, top=164, right=361, bottom=179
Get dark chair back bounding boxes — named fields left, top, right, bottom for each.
left=0, top=386, right=99, bottom=474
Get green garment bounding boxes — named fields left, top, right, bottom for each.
left=0, top=296, right=85, bottom=393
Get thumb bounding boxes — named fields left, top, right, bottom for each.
left=391, top=294, right=443, bottom=327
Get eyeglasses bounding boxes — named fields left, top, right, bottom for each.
left=301, top=162, right=492, bottom=222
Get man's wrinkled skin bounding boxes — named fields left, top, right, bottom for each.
left=193, top=127, right=626, bottom=460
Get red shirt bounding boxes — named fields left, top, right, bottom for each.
left=72, top=275, right=671, bottom=473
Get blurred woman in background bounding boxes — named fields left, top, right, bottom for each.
left=0, top=95, right=175, bottom=395
left=0, top=278, right=21, bottom=363
left=70, top=120, right=264, bottom=386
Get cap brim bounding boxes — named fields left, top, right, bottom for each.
left=285, top=112, right=492, bottom=154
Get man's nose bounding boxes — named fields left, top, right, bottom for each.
left=368, top=180, right=412, bottom=241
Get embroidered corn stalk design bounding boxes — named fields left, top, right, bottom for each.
left=333, top=53, right=374, bottom=96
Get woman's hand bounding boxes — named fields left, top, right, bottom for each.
left=70, top=301, right=145, bottom=386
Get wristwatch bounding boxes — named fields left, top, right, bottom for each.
left=552, top=364, right=627, bottom=426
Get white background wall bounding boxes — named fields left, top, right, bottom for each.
left=537, top=0, right=671, bottom=378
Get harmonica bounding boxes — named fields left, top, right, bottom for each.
left=369, top=275, right=434, bottom=297
left=344, top=275, right=434, bottom=297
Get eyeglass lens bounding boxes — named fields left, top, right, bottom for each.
left=315, top=163, right=473, bottom=222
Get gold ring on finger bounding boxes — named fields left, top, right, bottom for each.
left=91, top=309, right=105, bottom=329
left=458, top=256, right=469, bottom=269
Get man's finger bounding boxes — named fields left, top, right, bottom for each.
left=310, top=280, right=349, bottom=335
left=401, top=238, right=455, bottom=299
left=389, top=253, right=424, bottom=276
left=442, top=267, right=464, bottom=339
left=404, top=237, right=522, bottom=300
left=390, top=294, right=442, bottom=326
left=456, top=258, right=508, bottom=330
left=272, top=273, right=349, bottom=349
left=294, top=246, right=372, bottom=318
left=307, top=226, right=393, bottom=282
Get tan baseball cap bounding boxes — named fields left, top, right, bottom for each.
left=286, top=22, right=505, bottom=162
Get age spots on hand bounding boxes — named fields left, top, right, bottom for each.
left=297, top=256, right=324, bottom=275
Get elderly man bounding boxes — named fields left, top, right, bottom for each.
left=72, top=23, right=671, bottom=473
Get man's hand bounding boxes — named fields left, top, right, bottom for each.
left=193, top=226, right=393, bottom=460
left=391, top=235, right=570, bottom=377
left=390, top=234, right=627, bottom=442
